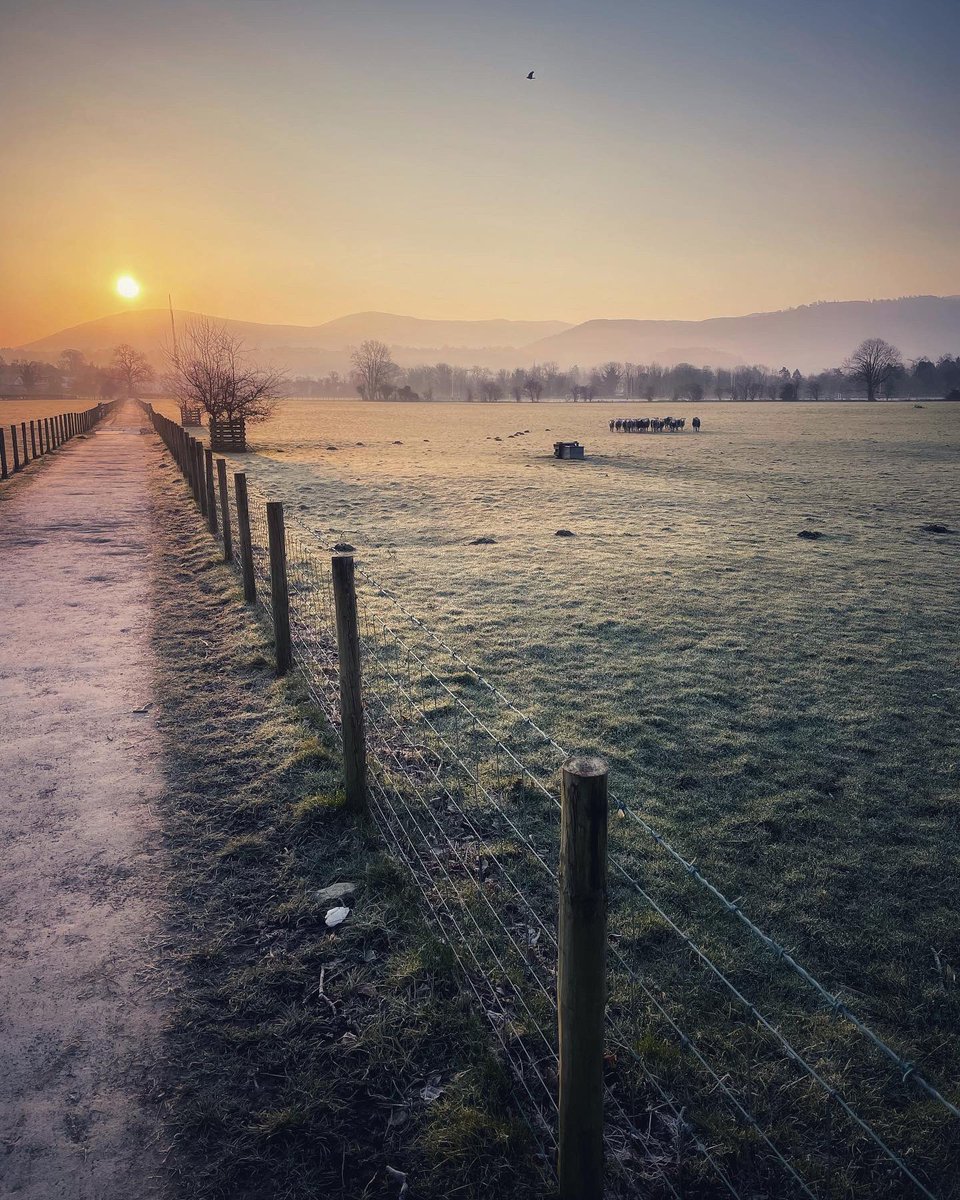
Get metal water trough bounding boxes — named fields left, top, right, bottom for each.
left=553, top=440, right=585, bottom=460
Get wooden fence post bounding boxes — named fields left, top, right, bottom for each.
left=188, top=436, right=199, bottom=501
left=11, top=426, right=20, bottom=472
left=234, top=473, right=256, bottom=604
left=195, top=441, right=207, bottom=515
left=21, top=422, right=29, bottom=463
left=204, top=447, right=218, bottom=535
left=30, top=421, right=37, bottom=458
left=216, top=458, right=232, bottom=561
left=331, top=554, right=368, bottom=816
left=0, top=429, right=7, bottom=480
left=558, top=754, right=609, bottom=1200
left=266, top=501, right=292, bottom=675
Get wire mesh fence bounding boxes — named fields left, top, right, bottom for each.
left=141, top=402, right=959, bottom=1199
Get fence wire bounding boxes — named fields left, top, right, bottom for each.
left=139, top=414, right=957, bottom=1200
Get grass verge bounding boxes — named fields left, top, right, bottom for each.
left=146, top=455, right=549, bottom=1200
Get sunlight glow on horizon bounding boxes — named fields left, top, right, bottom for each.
left=116, top=275, right=141, bottom=301
left=1, top=0, right=958, bottom=346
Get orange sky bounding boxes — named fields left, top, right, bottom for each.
left=2, top=0, right=958, bottom=347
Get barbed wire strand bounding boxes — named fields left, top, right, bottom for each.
left=351, top=558, right=960, bottom=1128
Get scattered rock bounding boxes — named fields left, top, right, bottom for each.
left=392, top=440, right=403, bottom=445
left=419, top=1076, right=445, bottom=1103
left=920, top=523, right=953, bottom=534
left=796, top=530, right=823, bottom=540
left=316, top=882, right=357, bottom=905
left=333, top=541, right=355, bottom=552
left=493, top=436, right=502, bottom=441
left=555, top=529, right=575, bottom=537
left=469, top=536, right=496, bottom=545
left=326, top=444, right=338, bottom=450
left=324, top=905, right=350, bottom=928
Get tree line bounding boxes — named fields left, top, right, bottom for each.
left=0, top=344, right=155, bottom=399
left=330, top=338, right=960, bottom=403
left=4, top=336, right=960, bottom=405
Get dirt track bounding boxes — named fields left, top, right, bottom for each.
left=0, top=403, right=166, bottom=1198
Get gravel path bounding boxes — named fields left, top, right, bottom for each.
left=0, top=403, right=166, bottom=1199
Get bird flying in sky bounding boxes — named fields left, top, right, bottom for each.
left=526, top=70, right=535, bottom=79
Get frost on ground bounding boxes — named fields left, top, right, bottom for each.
left=144, top=452, right=544, bottom=1200
left=0, top=404, right=166, bottom=1200
left=157, top=396, right=960, bottom=1160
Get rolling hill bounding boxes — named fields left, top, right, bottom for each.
left=6, top=296, right=959, bottom=375
left=522, top=297, right=960, bottom=372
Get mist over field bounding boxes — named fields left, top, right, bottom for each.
left=8, top=295, right=960, bottom=376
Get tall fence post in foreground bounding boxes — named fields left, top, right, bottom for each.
left=30, top=421, right=37, bottom=458
left=234, top=473, right=256, bottom=604
left=558, top=754, right=609, bottom=1200
left=0, top=429, right=7, bottom=480
left=10, top=426, right=20, bottom=472
left=20, top=422, right=29, bottom=464
left=266, top=501, right=292, bottom=675
left=331, top=554, right=368, bottom=816
left=204, top=447, right=217, bottom=535
left=216, top=458, right=232, bottom=561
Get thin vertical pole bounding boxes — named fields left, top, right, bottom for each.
left=21, top=422, right=29, bottom=462
left=204, top=447, right=217, bottom=534
left=30, top=421, right=37, bottom=458
left=0, top=429, right=7, bottom=479
left=234, top=473, right=256, bottom=604
left=216, top=458, right=232, bottom=561
left=266, top=501, right=292, bottom=675
left=11, top=426, right=20, bottom=472
left=558, top=754, right=609, bottom=1200
left=331, top=554, right=368, bottom=815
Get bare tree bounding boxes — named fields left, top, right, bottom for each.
left=112, top=343, right=154, bottom=396
left=351, top=339, right=398, bottom=401
left=844, top=338, right=902, bottom=402
left=167, top=318, right=285, bottom=422
left=523, top=377, right=543, bottom=402
left=13, top=360, right=41, bottom=392
left=57, top=348, right=86, bottom=375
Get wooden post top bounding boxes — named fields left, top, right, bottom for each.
left=562, top=754, right=608, bottom=779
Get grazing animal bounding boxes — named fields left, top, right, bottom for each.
left=692, top=417, right=701, bottom=431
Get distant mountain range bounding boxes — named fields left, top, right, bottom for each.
left=6, top=296, right=959, bottom=375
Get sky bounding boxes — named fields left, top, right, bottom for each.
left=1, top=0, right=958, bottom=345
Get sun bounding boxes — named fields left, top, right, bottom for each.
left=116, top=274, right=141, bottom=300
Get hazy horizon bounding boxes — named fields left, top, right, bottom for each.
left=2, top=0, right=959, bottom=345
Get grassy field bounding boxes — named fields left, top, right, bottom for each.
left=0, top=397, right=102, bottom=426
left=154, top=397, right=959, bottom=1193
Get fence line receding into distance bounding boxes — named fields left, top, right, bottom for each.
left=0, top=401, right=121, bottom=482
left=142, top=402, right=958, bottom=1200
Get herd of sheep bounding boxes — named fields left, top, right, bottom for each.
left=609, top=416, right=701, bottom=432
